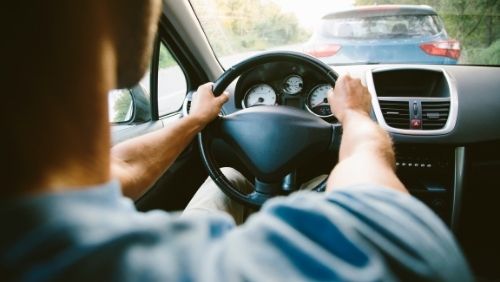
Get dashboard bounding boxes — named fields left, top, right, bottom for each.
left=219, top=63, right=500, bottom=143
left=234, top=62, right=338, bottom=123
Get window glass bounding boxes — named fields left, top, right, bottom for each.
left=190, top=0, right=500, bottom=66
left=158, top=43, right=187, bottom=116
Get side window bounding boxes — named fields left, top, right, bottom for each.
left=157, top=43, right=187, bottom=116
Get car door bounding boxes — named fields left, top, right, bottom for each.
left=109, top=23, right=210, bottom=212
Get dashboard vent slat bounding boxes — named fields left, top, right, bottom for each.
left=422, top=101, right=450, bottom=130
left=379, top=100, right=409, bottom=129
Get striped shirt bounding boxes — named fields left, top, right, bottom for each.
left=0, top=181, right=472, bottom=281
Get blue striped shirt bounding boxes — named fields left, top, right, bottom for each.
left=0, top=181, right=472, bottom=281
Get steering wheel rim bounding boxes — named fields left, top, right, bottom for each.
left=198, top=51, right=339, bottom=209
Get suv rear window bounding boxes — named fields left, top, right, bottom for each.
left=319, top=15, right=444, bottom=39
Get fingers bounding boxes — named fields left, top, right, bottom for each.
left=194, top=82, right=229, bottom=113
left=327, top=87, right=335, bottom=103
left=215, top=91, right=229, bottom=108
left=327, top=74, right=371, bottom=123
left=217, top=91, right=229, bottom=105
left=339, top=74, right=352, bottom=82
left=335, top=74, right=353, bottom=88
left=197, top=82, right=228, bottom=99
left=197, top=82, right=213, bottom=95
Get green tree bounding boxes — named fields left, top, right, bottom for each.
left=159, top=45, right=176, bottom=69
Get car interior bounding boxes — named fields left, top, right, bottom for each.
left=110, top=0, right=500, bottom=280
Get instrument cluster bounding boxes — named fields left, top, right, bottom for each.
left=236, top=63, right=337, bottom=122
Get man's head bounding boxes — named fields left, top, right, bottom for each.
left=109, top=0, right=163, bottom=88
left=1, top=0, right=162, bottom=196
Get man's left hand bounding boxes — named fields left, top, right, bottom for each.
left=189, top=82, right=229, bottom=127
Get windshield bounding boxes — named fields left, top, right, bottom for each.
left=189, top=0, right=499, bottom=67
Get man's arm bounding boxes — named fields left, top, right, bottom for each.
left=111, top=83, right=228, bottom=199
left=326, top=75, right=407, bottom=193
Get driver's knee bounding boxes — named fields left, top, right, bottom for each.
left=183, top=167, right=253, bottom=225
left=219, top=167, right=254, bottom=194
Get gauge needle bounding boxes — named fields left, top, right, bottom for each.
left=312, top=98, right=329, bottom=108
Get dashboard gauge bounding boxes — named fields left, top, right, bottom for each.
left=283, top=75, right=303, bottom=95
left=306, top=84, right=334, bottom=118
left=243, top=84, right=277, bottom=108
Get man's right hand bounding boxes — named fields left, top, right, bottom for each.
left=189, top=82, right=229, bottom=128
left=327, top=75, right=372, bottom=123
left=325, top=74, right=406, bottom=193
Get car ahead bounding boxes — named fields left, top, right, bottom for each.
left=304, top=5, right=460, bottom=65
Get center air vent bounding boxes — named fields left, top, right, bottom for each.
left=378, top=100, right=409, bottom=129
left=367, top=67, right=457, bottom=135
left=421, top=101, right=450, bottom=130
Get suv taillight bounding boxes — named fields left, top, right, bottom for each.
left=420, top=40, right=461, bottom=60
left=305, top=44, right=341, bottom=58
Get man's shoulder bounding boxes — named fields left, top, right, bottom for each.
left=0, top=181, right=236, bottom=281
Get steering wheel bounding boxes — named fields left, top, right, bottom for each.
left=198, top=51, right=341, bottom=209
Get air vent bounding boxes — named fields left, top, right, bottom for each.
left=422, top=101, right=450, bottom=130
left=379, top=100, right=409, bottom=129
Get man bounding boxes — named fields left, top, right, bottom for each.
left=1, top=1, right=472, bottom=281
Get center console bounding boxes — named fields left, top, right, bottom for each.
left=394, top=144, right=462, bottom=226
left=366, top=66, right=463, bottom=228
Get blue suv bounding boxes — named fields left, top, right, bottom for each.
left=304, top=5, right=460, bottom=65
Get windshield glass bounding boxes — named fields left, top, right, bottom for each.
left=189, top=0, right=499, bottom=67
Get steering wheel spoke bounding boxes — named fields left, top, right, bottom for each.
left=217, top=106, right=333, bottom=182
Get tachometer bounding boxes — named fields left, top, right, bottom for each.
left=283, top=75, right=303, bottom=95
left=243, top=84, right=277, bottom=108
left=306, top=84, right=334, bottom=118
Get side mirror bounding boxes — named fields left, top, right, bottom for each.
left=108, top=84, right=151, bottom=124
left=109, top=89, right=134, bottom=123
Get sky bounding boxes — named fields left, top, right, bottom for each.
left=270, top=0, right=355, bottom=29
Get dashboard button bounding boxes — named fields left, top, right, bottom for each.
left=411, top=119, right=422, bottom=129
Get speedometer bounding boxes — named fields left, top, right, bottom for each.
left=306, top=84, right=334, bottom=118
left=243, top=84, right=277, bottom=108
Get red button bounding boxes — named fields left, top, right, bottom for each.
left=411, top=119, right=421, bottom=129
